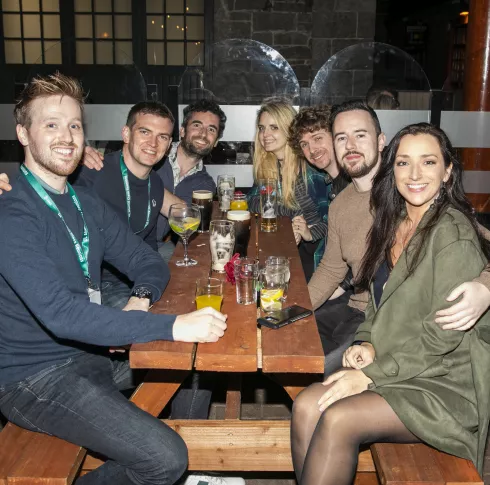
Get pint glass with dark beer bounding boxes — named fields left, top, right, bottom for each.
left=227, top=210, right=251, bottom=257
left=192, top=190, right=213, bottom=233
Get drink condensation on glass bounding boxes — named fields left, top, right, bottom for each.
left=234, top=258, right=259, bottom=305
left=209, top=220, right=236, bottom=273
left=265, top=256, right=291, bottom=301
left=217, top=175, right=235, bottom=212
left=195, top=277, right=223, bottom=312
left=259, top=179, right=278, bottom=232
left=192, top=190, right=213, bottom=233
left=226, top=210, right=251, bottom=257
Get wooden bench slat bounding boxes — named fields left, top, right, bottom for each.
left=354, top=473, right=380, bottom=485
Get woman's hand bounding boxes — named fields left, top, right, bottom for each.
left=342, top=343, right=375, bottom=369
left=292, top=215, right=313, bottom=242
left=318, top=369, right=372, bottom=412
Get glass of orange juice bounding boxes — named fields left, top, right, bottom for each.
left=195, top=277, right=223, bottom=312
left=230, top=193, right=248, bottom=211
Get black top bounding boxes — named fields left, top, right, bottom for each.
left=373, top=260, right=390, bottom=307
left=329, top=171, right=351, bottom=201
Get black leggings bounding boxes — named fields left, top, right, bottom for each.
left=291, top=382, right=419, bottom=485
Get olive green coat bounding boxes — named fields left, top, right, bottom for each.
left=356, top=207, right=490, bottom=474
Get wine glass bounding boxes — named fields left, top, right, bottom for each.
left=168, top=203, right=201, bottom=266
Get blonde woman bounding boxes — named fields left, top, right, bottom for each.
left=247, top=100, right=331, bottom=279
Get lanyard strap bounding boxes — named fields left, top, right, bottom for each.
left=20, top=164, right=91, bottom=283
left=119, top=153, right=151, bottom=234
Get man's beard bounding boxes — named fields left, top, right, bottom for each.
left=29, top=139, right=81, bottom=177
left=181, top=136, right=213, bottom=157
left=342, top=151, right=378, bottom=179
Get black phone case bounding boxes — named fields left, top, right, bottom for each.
left=257, top=306, right=313, bottom=329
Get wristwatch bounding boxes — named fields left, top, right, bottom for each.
left=131, top=286, right=154, bottom=305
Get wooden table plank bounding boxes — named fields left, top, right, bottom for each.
left=259, top=217, right=325, bottom=374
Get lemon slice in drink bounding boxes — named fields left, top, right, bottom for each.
left=260, top=288, right=284, bottom=311
left=170, top=217, right=200, bottom=235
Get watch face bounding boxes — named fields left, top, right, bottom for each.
left=132, top=287, right=153, bottom=300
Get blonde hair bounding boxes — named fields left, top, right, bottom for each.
left=14, top=72, right=85, bottom=127
left=253, top=100, right=305, bottom=209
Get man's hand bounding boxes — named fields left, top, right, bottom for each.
left=173, top=307, right=227, bottom=343
left=342, top=343, right=375, bottom=369
left=123, top=296, right=151, bottom=312
left=318, top=369, right=372, bottom=412
left=292, top=215, right=313, bottom=242
left=0, top=173, right=12, bottom=194
left=82, top=146, right=104, bottom=170
left=435, top=282, right=490, bottom=331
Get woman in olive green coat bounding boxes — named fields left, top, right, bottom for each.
left=291, top=123, right=490, bottom=485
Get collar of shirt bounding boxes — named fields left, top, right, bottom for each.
left=31, top=169, right=67, bottom=194
left=168, top=142, right=204, bottom=187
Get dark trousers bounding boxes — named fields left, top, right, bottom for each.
left=0, top=353, right=188, bottom=485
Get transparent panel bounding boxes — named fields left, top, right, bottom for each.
left=43, top=14, right=60, bottom=38
left=115, top=40, right=132, bottom=63
left=186, top=0, right=204, bottom=14
left=74, top=0, right=92, bottom=12
left=24, top=40, right=42, bottom=62
left=179, top=39, right=300, bottom=104
left=95, top=15, right=112, bottom=38
left=2, top=0, right=20, bottom=11
left=147, top=41, right=164, bottom=65
left=96, top=40, right=113, bottom=63
left=76, top=40, right=93, bottom=63
left=23, top=14, right=41, bottom=38
left=43, top=39, right=61, bottom=63
left=42, top=0, right=58, bottom=11
left=146, top=15, right=164, bottom=40
left=114, top=15, right=131, bottom=38
left=3, top=14, right=21, bottom=37
left=166, top=0, right=184, bottom=13
left=22, top=0, right=39, bottom=11
left=4, top=40, right=23, bottom=63
left=94, top=0, right=112, bottom=12
left=167, top=15, right=184, bottom=40
left=310, top=42, right=431, bottom=109
left=167, top=41, right=183, bottom=65
left=186, top=15, right=203, bottom=40
left=146, top=0, right=163, bottom=13
left=187, top=41, right=203, bottom=66
left=114, top=0, right=131, bottom=12
left=75, top=14, right=93, bottom=37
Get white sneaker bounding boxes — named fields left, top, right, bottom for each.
left=183, top=474, right=246, bottom=485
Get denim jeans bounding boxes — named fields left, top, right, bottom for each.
left=157, top=240, right=176, bottom=263
left=101, top=279, right=132, bottom=310
left=0, top=353, right=188, bottom=485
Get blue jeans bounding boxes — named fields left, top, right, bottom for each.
left=158, top=240, right=176, bottom=263
left=0, top=353, right=188, bottom=485
left=101, top=279, right=132, bottom=310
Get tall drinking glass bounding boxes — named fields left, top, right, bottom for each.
left=195, top=277, right=223, bottom=311
left=192, top=190, right=213, bottom=233
left=209, top=220, right=236, bottom=273
left=168, top=203, right=201, bottom=267
left=259, top=179, right=278, bottom=232
left=234, top=258, right=259, bottom=305
left=217, top=175, right=235, bottom=212
left=265, top=256, right=291, bottom=301
left=227, top=210, right=251, bottom=257
left=260, top=268, right=286, bottom=312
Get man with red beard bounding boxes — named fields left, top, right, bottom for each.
left=308, top=100, right=490, bottom=375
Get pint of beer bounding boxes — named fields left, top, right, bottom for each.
left=192, top=190, right=213, bottom=233
left=259, top=179, right=278, bottom=232
left=227, top=210, right=251, bottom=257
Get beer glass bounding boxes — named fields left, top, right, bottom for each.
left=209, top=220, right=236, bottom=273
left=265, top=256, right=291, bottom=301
left=259, top=179, right=278, bottom=232
left=227, top=210, right=251, bottom=257
left=168, top=203, right=201, bottom=267
left=195, top=277, right=223, bottom=311
left=217, top=175, right=235, bottom=212
left=234, top=258, right=259, bottom=305
left=192, top=190, right=213, bottom=233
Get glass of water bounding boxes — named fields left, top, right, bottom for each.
left=265, top=256, right=291, bottom=301
left=217, top=175, right=235, bottom=212
left=234, top=257, right=259, bottom=305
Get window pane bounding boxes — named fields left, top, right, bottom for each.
left=22, top=0, right=39, bottom=11
left=146, top=16, right=164, bottom=40
left=114, top=15, right=131, bottom=38
left=74, top=0, right=91, bottom=12
left=115, top=40, right=132, bottom=64
left=186, top=0, right=204, bottom=14
left=95, top=15, right=112, bottom=38
left=76, top=40, right=93, bottom=63
left=44, top=40, right=61, bottom=63
left=166, top=0, right=183, bottom=13
left=75, top=14, right=92, bottom=37
left=23, top=14, right=41, bottom=38
left=187, top=41, right=203, bottom=65
left=96, top=40, right=113, bottom=63
left=186, top=16, right=203, bottom=40
left=167, top=15, right=183, bottom=40
left=24, top=40, right=42, bottom=62
left=4, top=40, right=23, bottom=63
left=114, top=0, right=131, bottom=13
left=43, top=14, right=60, bottom=38
left=94, top=0, right=111, bottom=12
left=2, top=0, right=20, bottom=11
left=3, top=14, right=21, bottom=37
left=42, top=0, right=59, bottom=12
left=167, top=41, right=183, bottom=65
left=147, top=42, right=164, bottom=65
left=146, top=0, right=163, bottom=13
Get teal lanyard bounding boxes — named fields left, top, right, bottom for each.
left=119, top=153, right=151, bottom=234
left=21, top=164, right=92, bottom=285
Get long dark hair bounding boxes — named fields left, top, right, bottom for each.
left=357, top=122, right=490, bottom=291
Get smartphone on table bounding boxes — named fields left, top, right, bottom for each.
left=257, top=305, right=313, bottom=329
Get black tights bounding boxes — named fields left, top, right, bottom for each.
left=291, top=382, right=419, bottom=485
